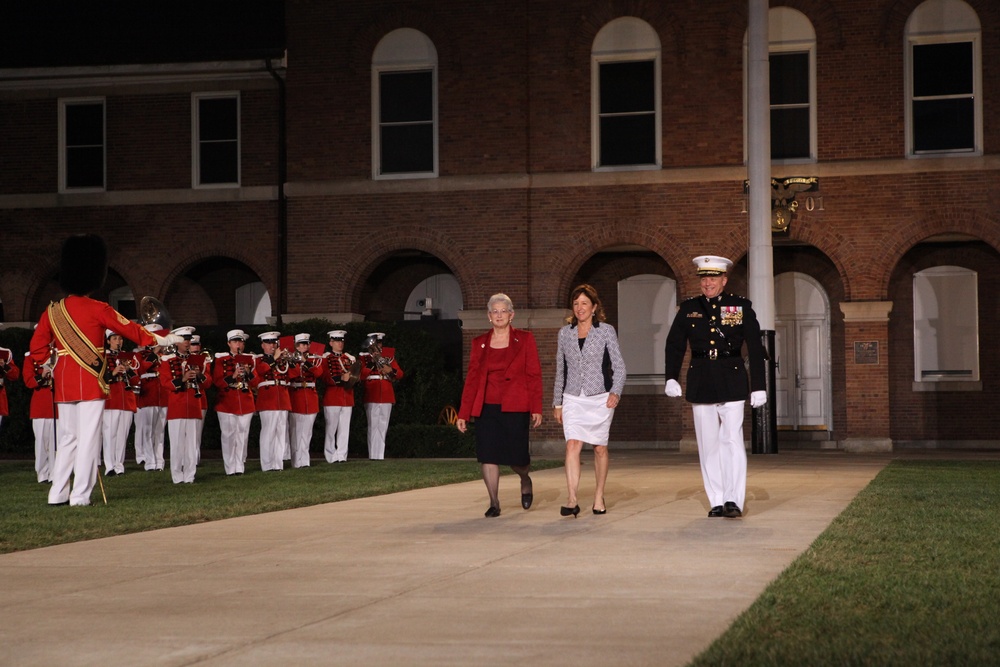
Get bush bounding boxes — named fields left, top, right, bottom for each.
left=386, top=424, right=476, bottom=458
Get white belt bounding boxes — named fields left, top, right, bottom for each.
left=291, top=382, right=316, bottom=388
left=140, top=373, right=157, bottom=379
left=258, top=380, right=288, bottom=388
left=365, top=376, right=386, bottom=381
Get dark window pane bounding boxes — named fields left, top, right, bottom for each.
left=381, top=123, right=434, bottom=173
left=913, top=98, right=974, bottom=151
left=770, top=53, right=809, bottom=105
left=199, top=98, right=238, bottom=141
left=771, top=107, right=810, bottom=159
left=65, top=104, right=103, bottom=145
left=600, top=114, right=656, bottom=166
left=600, top=61, right=654, bottom=114
left=200, top=142, right=239, bottom=183
left=913, top=42, right=972, bottom=97
left=380, top=71, right=433, bottom=123
left=116, top=300, right=137, bottom=320
left=66, top=146, right=103, bottom=188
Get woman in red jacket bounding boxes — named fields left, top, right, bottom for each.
left=456, top=293, right=543, bottom=517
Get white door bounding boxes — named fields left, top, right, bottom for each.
left=774, top=273, right=831, bottom=430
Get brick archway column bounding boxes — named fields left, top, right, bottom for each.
left=839, top=301, right=893, bottom=453
left=458, top=307, right=569, bottom=458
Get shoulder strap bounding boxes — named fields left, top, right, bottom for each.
left=47, top=299, right=109, bottom=394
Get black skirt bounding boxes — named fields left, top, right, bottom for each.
left=475, top=403, right=530, bottom=467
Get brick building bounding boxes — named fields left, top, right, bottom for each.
left=2, top=0, right=998, bottom=452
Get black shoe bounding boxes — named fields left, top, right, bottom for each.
left=484, top=505, right=501, bottom=518
left=521, top=477, right=533, bottom=510
left=593, top=497, right=607, bottom=515
left=560, top=505, right=580, bottom=518
left=723, top=502, right=743, bottom=518
left=105, top=470, right=117, bottom=477
left=708, top=505, right=725, bottom=517
left=50, top=501, right=70, bottom=506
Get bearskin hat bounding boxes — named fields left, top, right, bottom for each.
left=58, top=234, right=108, bottom=296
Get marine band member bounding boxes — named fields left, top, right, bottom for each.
left=287, top=333, right=323, bottom=468
left=252, top=331, right=299, bottom=471
left=159, top=326, right=209, bottom=484
left=213, top=329, right=256, bottom=475
left=358, top=332, right=403, bottom=460
left=321, top=329, right=356, bottom=463
left=102, top=329, right=139, bottom=476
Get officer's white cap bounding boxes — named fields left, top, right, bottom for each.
left=258, top=331, right=280, bottom=342
left=294, top=333, right=311, bottom=344
left=693, top=255, right=733, bottom=276
left=171, top=326, right=195, bottom=339
left=227, top=329, right=248, bottom=341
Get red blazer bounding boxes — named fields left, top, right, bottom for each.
left=29, top=295, right=158, bottom=403
left=288, top=360, right=323, bottom=414
left=457, top=327, right=543, bottom=420
left=359, top=347, right=403, bottom=404
left=135, top=351, right=163, bottom=409
left=0, top=347, right=19, bottom=416
left=320, top=353, right=356, bottom=408
left=251, top=354, right=299, bottom=411
left=159, top=353, right=211, bottom=420
left=23, top=353, right=56, bottom=420
left=212, top=352, right=257, bottom=415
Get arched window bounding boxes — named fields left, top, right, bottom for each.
left=372, top=29, right=438, bottom=179
left=913, top=266, right=979, bottom=383
left=108, top=286, right=136, bottom=320
left=591, top=18, right=661, bottom=170
left=905, top=0, right=981, bottom=156
left=236, top=282, right=271, bottom=325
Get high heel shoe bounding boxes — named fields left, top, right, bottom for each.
left=521, top=476, right=533, bottom=510
left=592, top=497, right=607, bottom=515
left=560, top=504, right=580, bottom=518
left=484, top=505, right=501, bottom=518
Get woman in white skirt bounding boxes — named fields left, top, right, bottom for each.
left=553, top=284, right=626, bottom=516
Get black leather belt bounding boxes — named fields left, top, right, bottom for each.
left=691, top=349, right=739, bottom=360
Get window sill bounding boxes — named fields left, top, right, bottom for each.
left=912, top=380, right=982, bottom=392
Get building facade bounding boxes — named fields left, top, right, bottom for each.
left=2, top=0, right=998, bottom=451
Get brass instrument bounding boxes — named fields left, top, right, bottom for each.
left=334, top=352, right=361, bottom=388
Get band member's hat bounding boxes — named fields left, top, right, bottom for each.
left=693, top=255, right=733, bottom=276
left=171, top=326, right=195, bottom=339
left=294, top=333, right=311, bottom=344
left=105, top=329, right=116, bottom=339
left=363, top=332, right=385, bottom=348
left=190, top=335, right=201, bottom=345
left=227, top=329, right=248, bottom=341
left=59, top=234, right=108, bottom=296
left=258, top=331, right=280, bottom=343
left=144, top=323, right=164, bottom=333
left=328, top=330, right=347, bottom=340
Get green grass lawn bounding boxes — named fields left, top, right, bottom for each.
left=0, top=457, right=563, bottom=554
left=688, top=460, right=1000, bottom=667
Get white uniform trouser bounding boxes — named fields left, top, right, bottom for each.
left=365, top=403, right=392, bottom=460
left=135, top=405, right=166, bottom=470
left=196, top=409, right=206, bottom=464
left=691, top=401, right=747, bottom=509
left=48, top=399, right=104, bottom=506
left=33, top=418, right=57, bottom=483
left=217, top=412, right=252, bottom=475
left=102, top=409, right=133, bottom=475
left=323, top=406, right=352, bottom=462
left=288, top=412, right=316, bottom=468
left=167, top=419, right=199, bottom=484
left=259, top=410, right=288, bottom=471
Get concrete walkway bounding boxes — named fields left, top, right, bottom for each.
left=1, top=451, right=893, bottom=666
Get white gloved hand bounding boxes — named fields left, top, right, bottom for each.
left=750, top=390, right=767, bottom=408
left=154, top=333, right=184, bottom=347
left=665, top=379, right=682, bottom=397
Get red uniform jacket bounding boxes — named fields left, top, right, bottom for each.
left=104, top=349, right=139, bottom=412
left=212, top=352, right=257, bottom=416
left=23, top=353, right=56, bottom=420
left=159, top=353, right=211, bottom=420
left=135, top=351, right=164, bottom=409
left=29, top=295, right=158, bottom=403
left=251, top=354, right=299, bottom=411
left=0, top=347, right=19, bottom=416
left=320, top=352, right=356, bottom=408
left=359, top=347, right=403, bottom=404
left=457, top=327, right=543, bottom=421
left=288, top=358, right=323, bottom=414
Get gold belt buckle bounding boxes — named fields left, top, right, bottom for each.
left=708, top=349, right=718, bottom=360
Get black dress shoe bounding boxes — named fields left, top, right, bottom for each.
left=521, top=476, right=533, bottom=509
left=708, top=505, right=725, bottom=517
left=560, top=505, right=580, bottom=518
left=50, top=501, right=70, bottom=506
left=723, top=501, right=742, bottom=518
left=484, top=506, right=501, bottom=518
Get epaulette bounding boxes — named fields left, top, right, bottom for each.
left=161, top=353, right=177, bottom=361
left=215, top=352, right=230, bottom=359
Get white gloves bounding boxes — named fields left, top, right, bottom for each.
left=154, top=333, right=185, bottom=347
left=665, top=379, right=682, bottom=397
left=750, top=390, right=767, bottom=408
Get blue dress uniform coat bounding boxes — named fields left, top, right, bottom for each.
left=664, top=293, right=766, bottom=404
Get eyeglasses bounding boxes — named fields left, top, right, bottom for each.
left=490, top=309, right=511, bottom=316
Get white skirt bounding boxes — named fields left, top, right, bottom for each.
left=562, top=392, right=615, bottom=446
